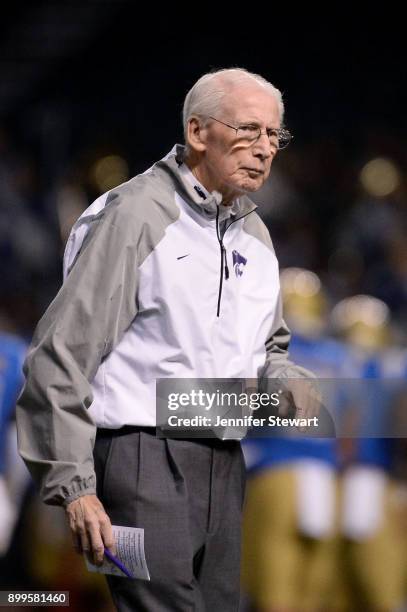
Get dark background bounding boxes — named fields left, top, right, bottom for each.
left=1, top=3, right=406, bottom=333
left=0, top=6, right=406, bottom=609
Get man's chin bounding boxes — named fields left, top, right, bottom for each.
left=222, top=177, right=265, bottom=202
left=236, top=178, right=264, bottom=193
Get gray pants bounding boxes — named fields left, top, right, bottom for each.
left=93, top=427, right=246, bottom=611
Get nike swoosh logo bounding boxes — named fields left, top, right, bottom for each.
left=177, top=254, right=190, bottom=260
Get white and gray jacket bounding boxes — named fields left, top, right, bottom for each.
left=16, top=144, right=311, bottom=506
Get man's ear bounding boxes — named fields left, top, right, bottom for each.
left=186, top=116, right=207, bottom=153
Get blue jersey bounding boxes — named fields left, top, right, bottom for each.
left=340, top=348, right=407, bottom=470
left=0, top=332, right=27, bottom=475
left=243, top=333, right=350, bottom=473
left=243, top=335, right=407, bottom=473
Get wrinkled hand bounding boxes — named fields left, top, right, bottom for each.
left=65, top=494, right=116, bottom=565
left=279, top=378, right=322, bottom=431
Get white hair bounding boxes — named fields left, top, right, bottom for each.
left=182, top=67, right=285, bottom=144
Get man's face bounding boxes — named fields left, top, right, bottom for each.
left=197, top=84, right=281, bottom=200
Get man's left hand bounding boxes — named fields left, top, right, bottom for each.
left=279, top=378, right=322, bottom=430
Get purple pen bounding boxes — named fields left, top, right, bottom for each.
left=104, top=547, right=134, bottom=579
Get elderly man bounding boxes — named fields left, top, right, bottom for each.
left=16, top=68, right=315, bottom=611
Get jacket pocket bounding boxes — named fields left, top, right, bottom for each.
left=99, top=430, right=141, bottom=522
left=93, top=431, right=115, bottom=504
left=100, top=436, right=116, bottom=505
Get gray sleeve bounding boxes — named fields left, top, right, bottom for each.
left=260, top=290, right=316, bottom=383
left=16, top=200, right=139, bottom=507
left=242, top=210, right=316, bottom=383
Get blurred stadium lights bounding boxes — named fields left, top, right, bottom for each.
left=360, top=157, right=401, bottom=197
left=89, top=154, right=129, bottom=193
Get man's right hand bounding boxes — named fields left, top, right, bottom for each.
left=65, top=494, right=116, bottom=565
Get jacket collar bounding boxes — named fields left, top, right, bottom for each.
left=155, top=144, right=258, bottom=221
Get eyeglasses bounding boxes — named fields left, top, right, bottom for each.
left=208, top=116, right=293, bottom=150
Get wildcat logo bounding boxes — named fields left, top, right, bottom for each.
left=232, top=250, right=247, bottom=277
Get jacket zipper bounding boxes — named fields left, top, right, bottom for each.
left=215, top=205, right=256, bottom=317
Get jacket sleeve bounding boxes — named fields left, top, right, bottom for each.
left=260, top=291, right=316, bottom=383
left=16, top=199, right=139, bottom=507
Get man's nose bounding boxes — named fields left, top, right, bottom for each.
left=252, top=132, right=272, bottom=159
